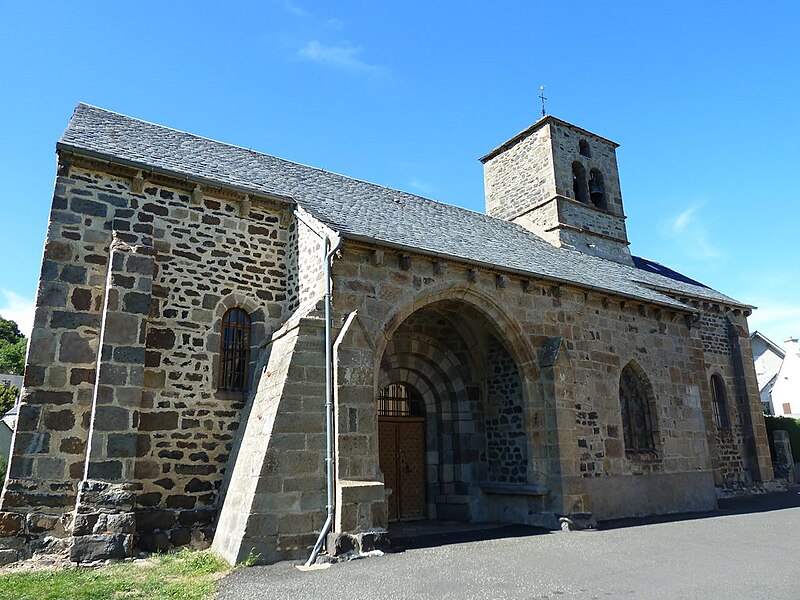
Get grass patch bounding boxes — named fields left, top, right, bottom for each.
left=0, top=549, right=231, bottom=600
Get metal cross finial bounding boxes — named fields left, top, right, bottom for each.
left=539, top=85, right=547, bottom=117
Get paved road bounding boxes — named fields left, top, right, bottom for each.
left=217, top=491, right=800, bottom=599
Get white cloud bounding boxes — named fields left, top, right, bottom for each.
left=298, top=40, right=384, bottom=75
left=748, top=303, right=800, bottom=346
left=409, top=178, right=436, bottom=196
left=661, top=204, right=722, bottom=260
left=0, top=290, right=35, bottom=338
left=672, top=206, right=697, bottom=233
left=271, top=0, right=309, bottom=17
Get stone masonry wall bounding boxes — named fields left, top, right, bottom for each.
left=696, top=309, right=747, bottom=484
left=485, top=337, right=527, bottom=484
left=1, top=158, right=297, bottom=560
left=549, top=123, right=623, bottom=217
left=329, top=242, right=727, bottom=522
left=483, top=120, right=631, bottom=264
left=484, top=124, right=555, bottom=221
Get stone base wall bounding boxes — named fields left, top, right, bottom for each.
left=581, top=471, right=717, bottom=520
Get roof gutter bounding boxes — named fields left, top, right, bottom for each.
left=292, top=207, right=342, bottom=567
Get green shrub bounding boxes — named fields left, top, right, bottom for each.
left=764, top=415, right=800, bottom=462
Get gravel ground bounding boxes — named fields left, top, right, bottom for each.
left=217, top=490, right=800, bottom=599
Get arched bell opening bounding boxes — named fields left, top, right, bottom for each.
left=589, top=168, right=606, bottom=210
left=572, top=161, right=589, bottom=204
left=376, top=299, right=530, bottom=524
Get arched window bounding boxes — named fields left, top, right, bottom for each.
left=589, top=169, right=606, bottom=209
left=619, top=363, right=656, bottom=452
left=572, top=162, right=589, bottom=204
left=579, top=139, right=591, bottom=158
left=710, top=374, right=730, bottom=429
left=218, top=307, right=251, bottom=392
left=377, top=383, right=423, bottom=417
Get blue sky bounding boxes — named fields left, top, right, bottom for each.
left=1, top=1, right=798, bottom=345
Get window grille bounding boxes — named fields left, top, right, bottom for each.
left=377, top=383, right=421, bottom=417
left=218, top=307, right=251, bottom=392
left=710, top=374, right=730, bottom=429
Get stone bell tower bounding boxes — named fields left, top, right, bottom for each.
left=480, top=116, right=632, bottom=264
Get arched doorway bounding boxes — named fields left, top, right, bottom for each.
left=377, top=383, right=426, bottom=520
left=377, top=298, right=531, bottom=523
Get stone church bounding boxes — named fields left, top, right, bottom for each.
left=0, top=104, right=773, bottom=565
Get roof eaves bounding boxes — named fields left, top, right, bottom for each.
left=630, top=278, right=752, bottom=311
left=56, top=142, right=296, bottom=207
left=340, top=232, right=691, bottom=312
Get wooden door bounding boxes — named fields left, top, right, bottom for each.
left=379, top=417, right=425, bottom=521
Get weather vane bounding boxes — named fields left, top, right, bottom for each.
left=539, top=85, right=547, bottom=117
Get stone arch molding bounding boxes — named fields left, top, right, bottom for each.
left=373, top=284, right=540, bottom=390
left=380, top=331, right=468, bottom=417
left=208, top=293, right=268, bottom=394
left=373, top=284, right=545, bottom=486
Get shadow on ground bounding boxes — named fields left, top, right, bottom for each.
left=388, top=488, right=800, bottom=549
left=598, top=487, right=800, bottom=530
left=389, top=521, right=550, bottom=551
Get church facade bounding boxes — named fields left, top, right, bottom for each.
left=0, top=104, right=773, bottom=565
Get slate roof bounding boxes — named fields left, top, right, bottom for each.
left=58, top=103, right=748, bottom=311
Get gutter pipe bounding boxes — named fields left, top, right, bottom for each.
left=293, top=208, right=341, bottom=567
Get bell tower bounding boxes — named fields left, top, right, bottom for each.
left=480, top=116, right=632, bottom=264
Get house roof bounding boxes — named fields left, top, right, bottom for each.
left=751, top=331, right=786, bottom=359
left=58, top=103, right=748, bottom=311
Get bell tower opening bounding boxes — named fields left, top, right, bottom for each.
left=589, top=168, right=606, bottom=209
left=572, top=162, right=589, bottom=204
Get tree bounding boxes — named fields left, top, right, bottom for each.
left=0, top=318, right=22, bottom=345
left=0, top=384, right=17, bottom=414
left=0, top=316, right=27, bottom=375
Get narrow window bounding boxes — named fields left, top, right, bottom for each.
left=218, top=307, right=251, bottom=392
left=783, top=403, right=792, bottom=415
left=710, top=374, right=730, bottom=429
left=619, top=363, right=656, bottom=452
left=589, top=169, right=606, bottom=209
left=579, top=139, right=591, bottom=157
left=572, top=162, right=589, bottom=204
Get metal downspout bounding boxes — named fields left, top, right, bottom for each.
left=305, top=232, right=341, bottom=566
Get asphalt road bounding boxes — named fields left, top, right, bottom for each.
left=217, top=490, right=800, bottom=599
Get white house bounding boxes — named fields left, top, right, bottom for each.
left=751, top=332, right=786, bottom=415
left=770, top=338, right=800, bottom=417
